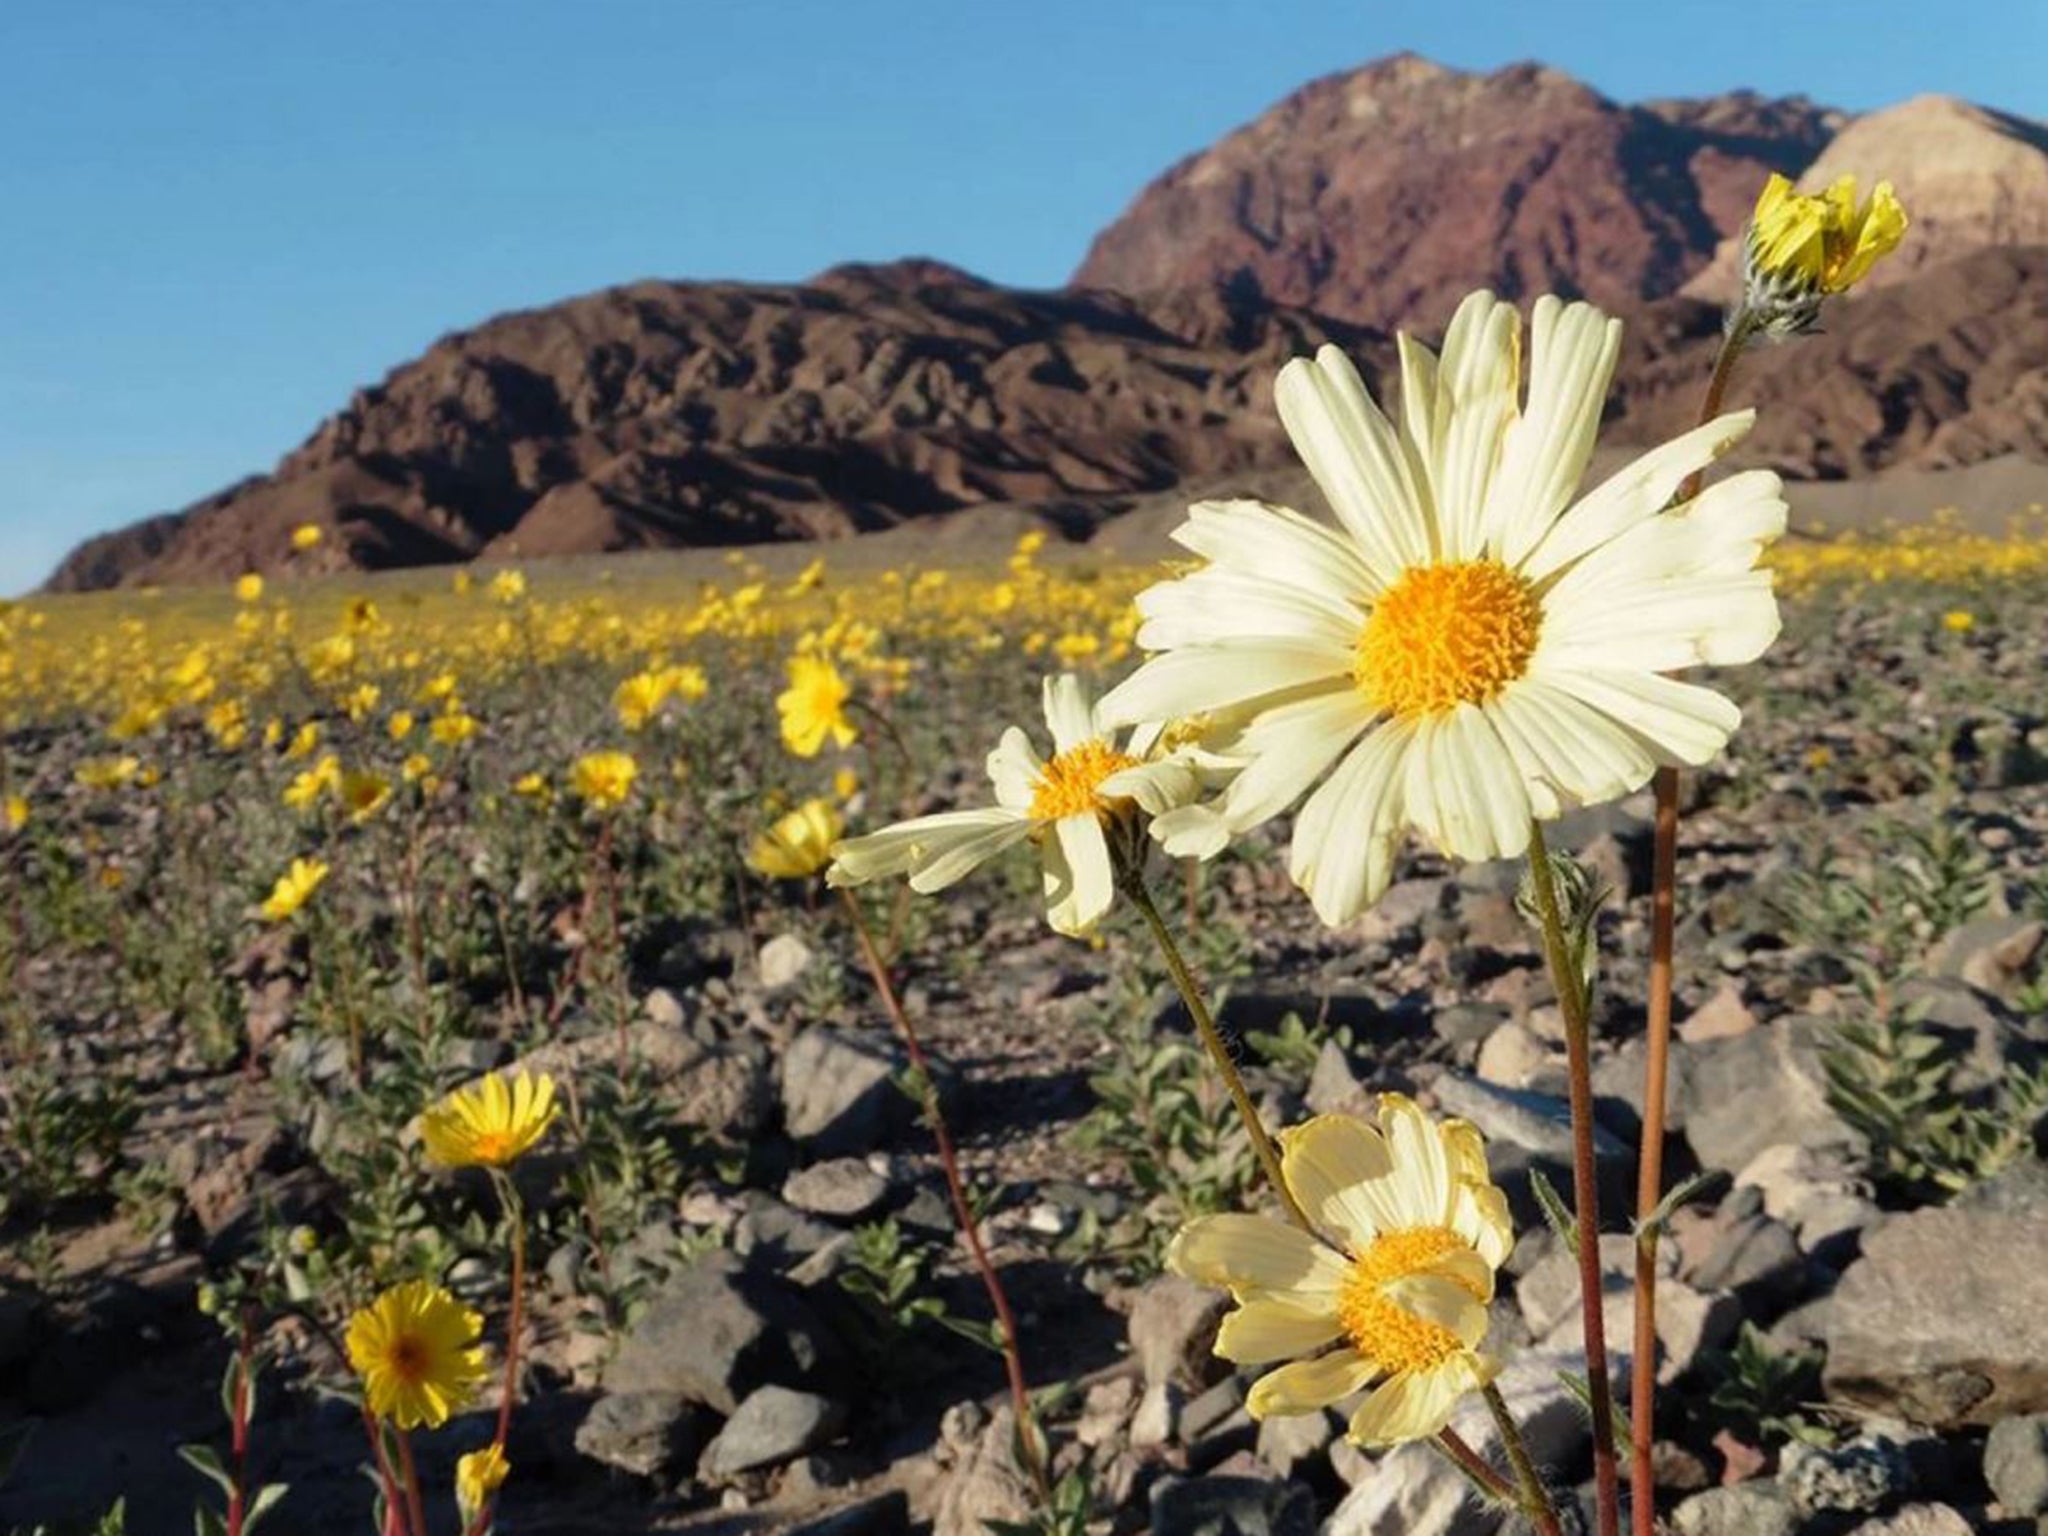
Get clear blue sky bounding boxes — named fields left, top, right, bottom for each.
left=4, top=0, right=2043, bottom=591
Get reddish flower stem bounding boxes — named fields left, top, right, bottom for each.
left=394, top=1428, right=430, bottom=1536
left=226, top=1313, right=254, bottom=1536
left=838, top=886, right=1054, bottom=1506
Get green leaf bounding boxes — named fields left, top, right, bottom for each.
left=243, top=1482, right=289, bottom=1534
left=1557, top=1370, right=1634, bottom=1461
left=177, top=1443, right=236, bottom=1498
left=1529, top=1167, right=1579, bottom=1250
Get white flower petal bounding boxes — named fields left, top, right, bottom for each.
left=1095, top=642, right=1351, bottom=729
left=1430, top=292, right=1522, bottom=560
left=1288, top=717, right=1415, bottom=924
left=1247, top=1350, right=1378, bottom=1419
left=1274, top=345, right=1433, bottom=581
left=1539, top=667, right=1741, bottom=767
left=1381, top=1274, right=1491, bottom=1349
left=1135, top=563, right=1363, bottom=652
left=986, top=726, right=1045, bottom=812
left=1487, top=296, right=1623, bottom=568
left=1212, top=687, right=1375, bottom=835
left=1376, top=1094, right=1454, bottom=1228
left=828, top=808, right=1030, bottom=890
left=1401, top=705, right=1532, bottom=864
left=1045, top=815, right=1114, bottom=936
left=1151, top=803, right=1235, bottom=861
left=1041, top=673, right=1096, bottom=756
left=1519, top=410, right=1756, bottom=583
left=1167, top=1213, right=1352, bottom=1295
left=1098, top=758, right=1199, bottom=816
left=1346, top=1354, right=1488, bottom=1447
left=1215, top=1294, right=1344, bottom=1365
left=1168, top=499, right=1382, bottom=608
left=1485, top=679, right=1655, bottom=821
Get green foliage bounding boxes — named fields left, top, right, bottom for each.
left=556, top=1061, right=698, bottom=1332
left=985, top=1466, right=1093, bottom=1536
left=1698, top=1323, right=1830, bottom=1449
left=0, top=1067, right=138, bottom=1221
left=1244, top=1008, right=1351, bottom=1076
left=1824, top=992, right=2048, bottom=1201
left=835, top=1217, right=1001, bottom=1357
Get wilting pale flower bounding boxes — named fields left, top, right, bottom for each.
left=260, top=857, right=329, bottom=922
left=570, top=750, right=638, bottom=810
left=1741, top=173, right=1907, bottom=336
left=420, top=1071, right=559, bottom=1168
left=777, top=655, right=858, bottom=757
left=456, top=1445, right=510, bottom=1522
left=345, top=1280, right=486, bottom=1430
left=1100, top=291, right=1787, bottom=923
left=829, top=673, right=1198, bottom=936
left=748, top=798, right=844, bottom=879
left=1170, top=1098, right=1512, bottom=1448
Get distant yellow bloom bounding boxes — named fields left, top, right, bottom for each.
left=283, top=754, right=343, bottom=810
left=451, top=568, right=473, bottom=595
left=1942, top=609, right=1975, bottom=633
left=234, top=573, right=264, bottom=603
left=206, top=700, right=249, bottom=750
left=456, top=1445, right=510, bottom=1522
left=833, top=767, right=860, bottom=802
left=613, top=671, right=668, bottom=731
left=401, top=753, right=434, bottom=784
left=339, top=769, right=392, bottom=822
left=1804, top=746, right=1834, bottom=771
left=261, top=857, right=329, bottom=921
left=571, top=750, right=638, bottom=810
left=512, top=771, right=550, bottom=800
left=1749, top=173, right=1908, bottom=296
left=3, top=795, right=28, bottom=833
left=489, top=569, right=528, bottom=604
left=388, top=710, right=416, bottom=742
left=420, top=1071, right=559, bottom=1168
left=777, top=655, right=857, bottom=758
left=748, top=799, right=845, bottom=879
left=75, top=755, right=142, bottom=791
left=788, top=558, right=827, bottom=595
left=291, top=523, right=323, bottom=551
left=344, top=597, right=381, bottom=634
left=284, top=722, right=320, bottom=760
left=345, top=1280, right=486, bottom=1430
left=430, top=711, right=479, bottom=748
left=108, top=699, right=166, bottom=740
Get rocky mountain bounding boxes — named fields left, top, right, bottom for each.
left=42, top=55, right=2048, bottom=592
left=45, top=264, right=1381, bottom=591
left=1071, top=54, right=1841, bottom=328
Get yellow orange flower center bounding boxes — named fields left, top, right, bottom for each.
left=1335, top=1225, right=1470, bottom=1374
left=469, top=1129, right=515, bottom=1164
left=1355, top=559, right=1541, bottom=718
left=1029, top=739, right=1140, bottom=821
left=387, top=1335, right=429, bottom=1382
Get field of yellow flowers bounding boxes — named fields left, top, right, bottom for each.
left=1, top=517, right=2046, bottom=1536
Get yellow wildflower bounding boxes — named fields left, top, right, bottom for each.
left=1749, top=173, right=1908, bottom=296
left=748, top=799, right=845, bottom=880
left=571, top=751, right=638, bottom=810
left=1942, top=609, right=1975, bottom=633
left=456, top=1446, right=510, bottom=1523
left=3, top=795, right=28, bottom=833
left=345, top=1280, right=486, bottom=1430
left=234, top=573, right=264, bottom=603
left=388, top=710, right=416, bottom=742
left=489, top=569, right=528, bottom=604
left=290, top=523, right=323, bottom=551
left=339, top=768, right=392, bottom=822
left=260, top=857, right=329, bottom=921
left=777, top=655, right=857, bottom=758
left=75, top=756, right=141, bottom=791
left=420, top=1071, right=559, bottom=1169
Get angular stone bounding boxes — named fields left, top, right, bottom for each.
left=1688, top=1214, right=1807, bottom=1305
left=1782, top=1434, right=1913, bottom=1516
left=1306, top=1038, right=1370, bottom=1117
left=782, top=1158, right=892, bottom=1221
left=574, top=1391, right=700, bottom=1478
left=933, top=1407, right=1034, bottom=1536
left=1984, top=1413, right=2048, bottom=1514
left=1670, top=1484, right=1799, bottom=1536
left=759, top=932, right=817, bottom=993
left=1129, top=1274, right=1230, bottom=1391
left=1679, top=1017, right=1848, bottom=1173
left=1476, top=1021, right=1549, bottom=1088
left=1825, top=1201, right=2048, bottom=1426
left=780, top=1026, right=912, bottom=1156
left=1678, top=983, right=1757, bottom=1044
left=1845, top=1503, right=1972, bottom=1536
left=603, top=1254, right=840, bottom=1414
left=701, top=1385, right=846, bottom=1477
left=517, top=1026, right=771, bottom=1137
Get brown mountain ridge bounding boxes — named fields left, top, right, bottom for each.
left=43, top=55, right=2048, bottom=591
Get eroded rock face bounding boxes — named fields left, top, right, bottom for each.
left=1824, top=1194, right=2048, bottom=1426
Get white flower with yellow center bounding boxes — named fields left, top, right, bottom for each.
left=1169, top=1097, right=1512, bottom=1448
left=1099, top=290, right=1787, bottom=923
left=827, top=673, right=1199, bottom=936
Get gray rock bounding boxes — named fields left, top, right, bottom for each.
left=603, top=1254, right=840, bottom=1414
left=1688, top=1214, right=1807, bottom=1305
left=1680, top=1017, right=1851, bottom=1173
left=782, top=1158, right=891, bottom=1221
left=780, top=1026, right=912, bottom=1156
left=1846, top=1504, right=1973, bottom=1536
left=1476, top=1022, right=1550, bottom=1088
left=517, top=1026, right=771, bottom=1137
left=933, top=1407, right=1034, bottom=1536
left=1306, top=1039, right=1370, bottom=1117
left=1433, top=1002, right=1511, bottom=1050
left=1590, top=1034, right=1691, bottom=1137
left=1321, top=1442, right=1494, bottom=1536
left=643, top=986, right=687, bottom=1029
left=785, top=1492, right=909, bottom=1536
left=1515, top=1235, right=1673, bottom=1338
left=1931, top=915, right=2043, bottom=1000
left=1825, top=1200, right=2048, bottom=1426
left=573, top=1391, right=700, bottom=1478
left=1670, top=1484, right=1799, bottom=1536
left=1254, top=1406, right=1338, bottom=1479
left=1427, top=1073, right=1626, bottom=1163
left=701, top=1384, right=847, bottom=1477
left=733, top=1192, right=844, bottom=1265
left=1984, top=1413, right=2048, bottom=1514
left=1149, top=1475, right=1315, bottom=1536
left=1782, top=1434, right=1912, bottom=1516
left=1129, top=1274, right=1230, bottom=1391
left=1540, top=1275, right=1738, bottom=1385
left=759, top=932, right=818, bottom=993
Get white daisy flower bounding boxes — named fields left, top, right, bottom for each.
left=1099, top=290, right=1786, bottom=924
left=1169, top=1097, right=1513, bottom=1448
left=827, top=673, right=1199, bottom=937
